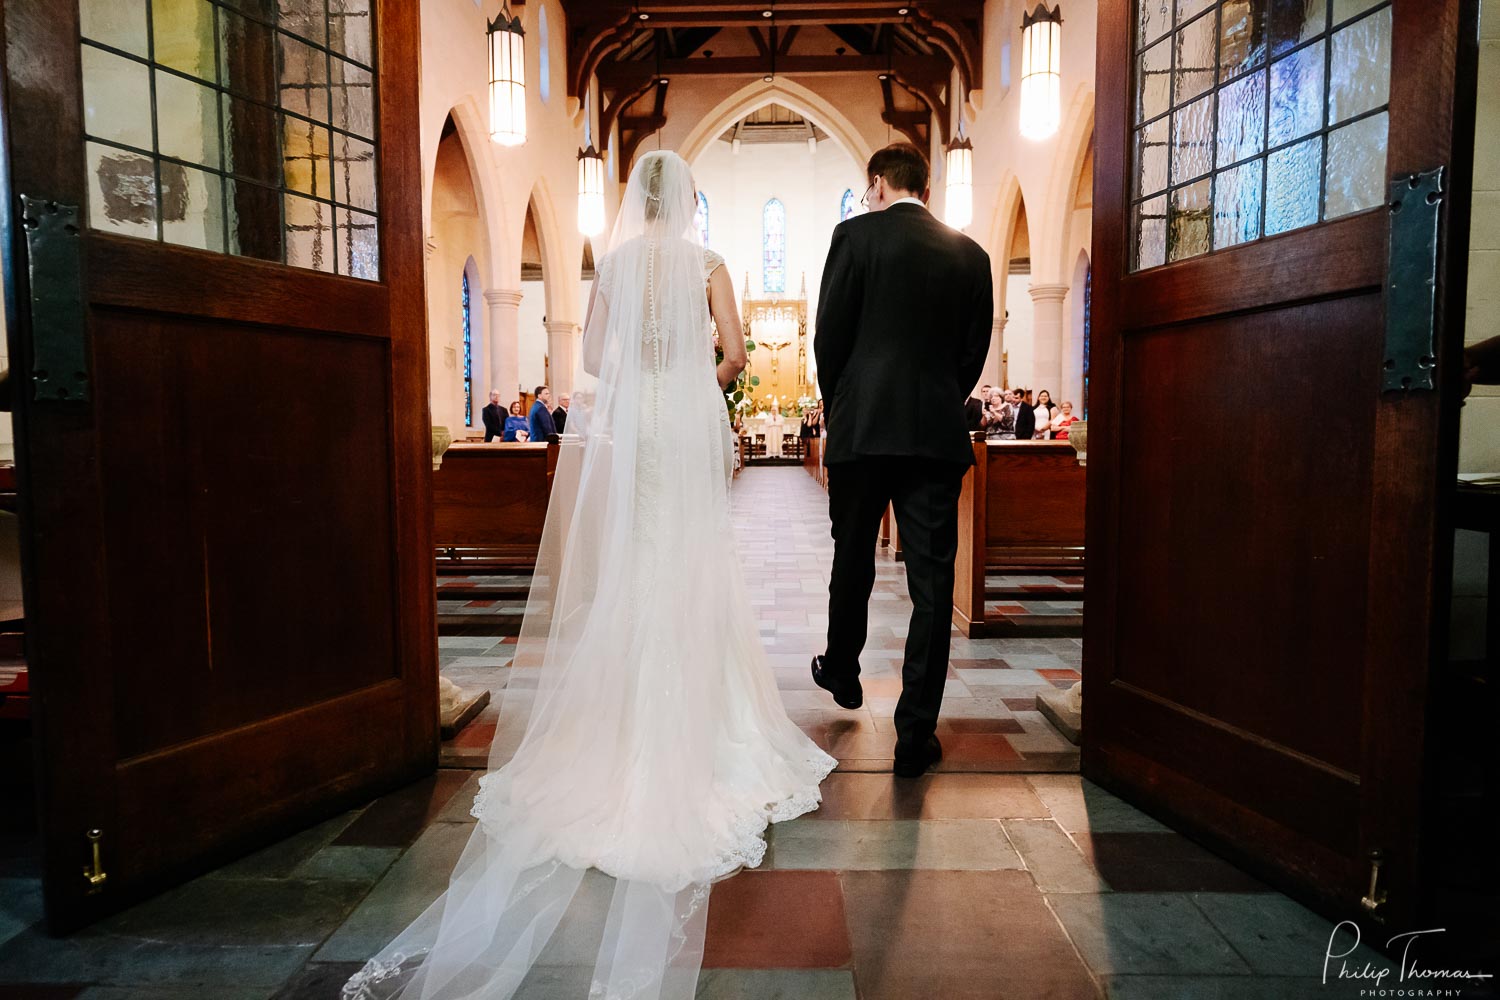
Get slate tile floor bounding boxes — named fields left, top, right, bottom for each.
left=438, top=467, right=1079, bottom=772
left=0, top=470, right=1462, bottom=997
left=0, top=771, right=1429, bottom=999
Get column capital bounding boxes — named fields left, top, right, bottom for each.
left=544, top=319, right=579, bottom=336
left=484, top=288, right=524, bottom=308
left=1028, top=282, right=1070, bottom=304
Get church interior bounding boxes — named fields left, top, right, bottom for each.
left=0, top=0, right=1497, bottom=996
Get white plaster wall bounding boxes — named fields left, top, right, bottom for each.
left=1003, top=272, right=1036, bottom=391
left=518, top=278, right=549, bottom=393
left=690, top=137, right=864, bottom=394
left=1461, top=0, right=1500, bottom=474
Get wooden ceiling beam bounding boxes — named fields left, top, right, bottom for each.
left=596, top=52, right=948, bottom=85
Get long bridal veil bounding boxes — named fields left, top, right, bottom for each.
left=343, top=151, right=833, bottom=1000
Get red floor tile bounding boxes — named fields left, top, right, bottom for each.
left=937, top=734, right=1023, bottom=765
left=842, top=870, right=1100, bottom=999
left=704, top=870, right=852, bottom=968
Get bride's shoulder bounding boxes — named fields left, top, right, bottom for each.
left=702, top=247, right=726, bottom=280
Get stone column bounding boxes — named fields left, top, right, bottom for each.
left=544, top=319, right=580, bottom=397
left=986, top=315, right=1006, bottom=389
left=484, top=288, right=523, bottom=404
left=1028, top=283, right=1069, bottom=397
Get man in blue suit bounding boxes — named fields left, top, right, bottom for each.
left=528, top=385, right=557, bottom=442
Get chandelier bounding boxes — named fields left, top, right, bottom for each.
left=1020, top=4, right=1064, bottom=141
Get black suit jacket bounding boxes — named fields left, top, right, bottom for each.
left=481, top=402, right=505, bottom=439
left=552, top=406, right=568, bottom=434
left=1015, top=402, right=1036, bottom=440
left=814, top=203, right=993, bottom=466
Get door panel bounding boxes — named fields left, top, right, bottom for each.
left=3, top=0, right=435, bottom=931
left=1086, top=0, right=1476, bottom=925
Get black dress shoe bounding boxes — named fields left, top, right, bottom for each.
left=811, top=655, right=863, bottom=710
left=893, top=735, right=943, bottom=778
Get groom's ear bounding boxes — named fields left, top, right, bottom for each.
left=922, top=186, right=932, bottom=204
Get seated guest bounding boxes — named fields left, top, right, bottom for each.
left=1014, top=388, right=1036, bottom=440
left=502, top=401, right=528, bottom=442
left=985, top=391, right=1017, bottom=440
left=481, top=389, right=505, bottom=442
left=1032, top=389, right=1056, bottom=440
left=529, top=385, right=558, bottom=442
left=552, top=393, right=571, bottom=434
left=1051, top=401, right=1077, bottom=439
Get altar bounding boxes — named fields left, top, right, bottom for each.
left=742, top=415, right=789, bottom=458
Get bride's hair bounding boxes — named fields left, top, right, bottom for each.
left=629, top=150, right=696, bottom=234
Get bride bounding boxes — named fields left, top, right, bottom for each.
left=343, top=150, right=836, bottom=1000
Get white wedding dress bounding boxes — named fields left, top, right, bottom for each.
left=344, top=151, right=834, bottom=1000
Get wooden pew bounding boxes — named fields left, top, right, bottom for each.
left=953, top=437, right=1086, bottom=637
left=433, top=441, right=559, bottom=570
left=802, top=435, right=826, bottom=488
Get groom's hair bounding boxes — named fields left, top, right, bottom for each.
left=867, top=143, right=929, bottom=196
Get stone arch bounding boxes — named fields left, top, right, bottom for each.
left=525, top=176, right=572, bottom=322
left=1035, top=82, right=1095, bottom=284
left=423, top=97, right=513, bottom=288
left=678, top=78, right=876, bottom=169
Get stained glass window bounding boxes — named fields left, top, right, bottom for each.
left=1082, top=267, right=1091, bottom=420
left=77, top=0, right=381, bottom=279
left=1128, top=0, right=1392, bottom=271
left=840, top=188, right=856, bottom=221
left=762, top=198, right=786, bottom=294
left=695, top=191, right=710, bottom=248
left=462, top=270, right=473, bottom=427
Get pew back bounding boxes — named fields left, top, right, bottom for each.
left=433, top=442, right=558, bottom=567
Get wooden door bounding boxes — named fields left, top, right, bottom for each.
left=1, top=0, right=436, bottom=932
left=1085, top=0, right=1477, bottom=926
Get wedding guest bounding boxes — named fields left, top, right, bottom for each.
left=964, top=384, right=992, bottom=432
left=502, top=400, right=528, bottom=441
left=553, top=393, right=571, bottom=434
left=986, top=391, right=1017, bottom=440
left=800, top=404, right=824, bottom=439
left=529, top=385, right=558, bottom=442
left=1014, top=388, right=1037, bottom=440
left=1033, top=389, right=1056, bottom=440
left=1051, top=401, right=1077, bottom=439
left=481, top=390, right=505, bottom=442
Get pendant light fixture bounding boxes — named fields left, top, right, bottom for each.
left=577, top=145, right=605, bottom=237
left=1019, top=4, right=1063, bottom=140
left=488, top=4, right=526, bottom=146
left=944, top=134, right=974, bottom=229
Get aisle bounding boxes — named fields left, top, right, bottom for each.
left=438, top=466, right=1079, bottom=773
left=729, top=466, right=1079, bottom=773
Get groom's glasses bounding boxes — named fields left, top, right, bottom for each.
left=860, top=183, right=874, bottom=209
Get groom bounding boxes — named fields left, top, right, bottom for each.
left=810, top=142, right=994, bottom=778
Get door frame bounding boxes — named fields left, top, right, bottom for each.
left=0, top=0, right=439, bottom=932
left=1081, top=0, right=1480, bottom=929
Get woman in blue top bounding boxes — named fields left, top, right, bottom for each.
left=501, top=400, right=529, bottom=441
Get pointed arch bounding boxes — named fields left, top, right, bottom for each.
left=423, top=98, right=511, bottom=287
left=525, top=177, right=572, bottom=321
left=1037, top=83, right=1096, bottom=283
left=678, top=78, right=876, bottom=169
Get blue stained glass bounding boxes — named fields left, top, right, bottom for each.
left=840, top=188, right=856, bottom=221
left=462, top=270, right=473, bottom=427
left=762, top=198, right=786, bottom=294
left=695, top=191, right=710, bottom=248
left=1082, top=267, right=1091, bottom=420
